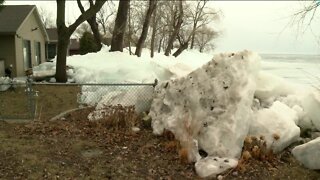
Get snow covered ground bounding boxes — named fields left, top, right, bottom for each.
left=29, top=46, right=320, bottom=177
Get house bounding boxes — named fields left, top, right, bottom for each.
left=46, top=28, right=58, bottom=60
left=0, top=5, right=49, bottom=77
left=46, top=28, right=81, bottom=60
left=69, top=38, right=80, bottom=56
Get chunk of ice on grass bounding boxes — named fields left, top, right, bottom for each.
left=292, top=137, right=320, bottom=170
left=195, top=156, right=238, bottom=178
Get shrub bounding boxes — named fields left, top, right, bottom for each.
left=79, top=31, right=98, bottom=55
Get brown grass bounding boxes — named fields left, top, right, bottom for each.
left=91, top=105, right=139, bottom=130
left=236, top=135, right=278, bottom=173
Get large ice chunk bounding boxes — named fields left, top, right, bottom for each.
left=195, top=157, right=238, bottom=178
left=250, top=101, right=300, bottom=152
left=292, top=137, right=320, bottom=169
left=150, top=50, right=260, bottom=161
left=0, top=77, right=11, bottom=91
left=300, top=91, right=320, bottom=131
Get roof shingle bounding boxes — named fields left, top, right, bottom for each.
left=0, top=5, right=35, bottom=34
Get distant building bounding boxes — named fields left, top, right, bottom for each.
left=46, top=28, right=81, bottom=60
left=69, top=38, right=80, bottom=56
left=0, top=5, right=49, bottom=77
left=46, top=28, right=58, bottom=60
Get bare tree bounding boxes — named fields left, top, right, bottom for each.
left=150, top=2, right=158, bottom=57
left=290, top=1, right=320, bottom=45
left=97, top=2, right=116, bottom=36
left=291, top=1, right=319, bottom=30
left=38, top=6, right=55, bottom=28
left=126, top=1, right=148, bottom=48
left=188, top=0, right=217, bottom=49
left=135, top=0, right=157, bottom=57
left=110, top=0, right=130, bottom=52
left=172, top=1, right=220, bottom=57
left=164, top=0, right=184, bottom=56
left=55, top=0, right=106, bottom=82
left=77, top=0, right=102, bottom=51
left=195, top=26, right=218, bottom=52
left=73, top=22, right=91, bottom=39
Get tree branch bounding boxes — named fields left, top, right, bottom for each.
left=69, top=0, right=106, bottom=36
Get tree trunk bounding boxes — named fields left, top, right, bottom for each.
left=150, top=4, right=157, bottom=58
left=135, top=0, right=157, bottom=57
left=173, top=42, right=188, bottom=57
left=56, top=0, right=106, bottom=82
left=164, top=1, right=183, bottom=56
left=87, top=16, right=102, bottom=51
left=199, top=46, right=204, bottom=53
left=55, top=29, right=70, bottom=82
left=157, top=37, right=162, bottom=53
left=77, top=0, right=102, bottom=51
left=190, top=23, right=197, bottom=49
left=128, top=2, right=132, bottom=55
left=110, top=0, right=130, bottom=52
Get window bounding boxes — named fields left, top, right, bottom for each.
left=23, top=40, right=32, bottom=70
left=35, top=41, right=41, bottom=65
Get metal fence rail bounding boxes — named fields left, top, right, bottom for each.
left=0, top=79, right=157, bottom=120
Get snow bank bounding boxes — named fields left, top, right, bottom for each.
left=67, top=46, right=212, bottom=83
left=0, top=77, right=11, bottom=91
left=255, top=72, right=297, bottom=105
left=254, top=70, right=320, bottom=131
left=292, top=137, right=320, bottom=169
left=32, top=62, right=56, bottom=79
left=250, top=101, right=300, bottom=152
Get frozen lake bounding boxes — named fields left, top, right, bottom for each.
left=260, top=54, right=320, bottom=86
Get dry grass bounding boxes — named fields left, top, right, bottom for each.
left=236, top=135, right=279, bottom=173
left=0, top=85, right=80, bottom=121
left=90, top=105, right=140, bottom=130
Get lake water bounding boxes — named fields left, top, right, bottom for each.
left=260, top=54, right=320, bottom=86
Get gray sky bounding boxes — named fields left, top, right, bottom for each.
left=5, top=0, right=320, bottom=55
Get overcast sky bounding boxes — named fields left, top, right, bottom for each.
left=4, top=0, right=320, bottom=55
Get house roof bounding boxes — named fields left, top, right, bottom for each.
left=0, top=5, right=49, bottom=41
left=0, top=5, right=35, bottom=34
left=47, top=28, right=58, bottom=42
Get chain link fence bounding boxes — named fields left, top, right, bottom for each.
left=0, top=78, right=157, bottom=121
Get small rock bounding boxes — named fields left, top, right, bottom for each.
left=311, top=132, right=320, bottom=140
left=242, top=150, right=252, bottom=160
left=303, top=138, right=311, bottom=144
left=148, top=169, right=156, bottom=175
left=232, top=171, right=238, bottom=176
left=132, top=127, right=140, bottom=132
left=142, top=113, right=152, bottom=128
left=217, top=175, right=223, bottom=180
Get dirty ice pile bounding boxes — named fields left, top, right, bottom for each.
left=149, top=50, right=320, bottom=177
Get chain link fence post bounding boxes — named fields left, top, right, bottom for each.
left=26, top=76, right=36, bottom=119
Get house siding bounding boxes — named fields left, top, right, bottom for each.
left=15, top=10, right=46, bottom=76
left=0, top=35, right=16, bottom=76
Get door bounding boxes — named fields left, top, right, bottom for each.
left=23, top=40, right=32, bottom=70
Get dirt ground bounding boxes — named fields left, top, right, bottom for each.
left=0, top=85, right=319, bottom=179
left=0, top=107, right=320, bottom=180
left=0, top=85, right=80, bottom=121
